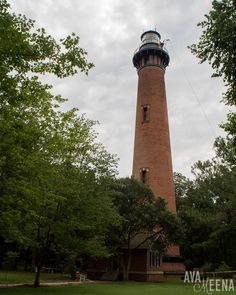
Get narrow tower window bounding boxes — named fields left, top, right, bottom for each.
left=142, top=104, right=150, bottom=122
left=140, top=168, right=149, bottom=184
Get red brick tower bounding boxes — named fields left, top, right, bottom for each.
left=131, top=31, right=185, bottom=279
left=87, top=30, right=184, bottom=282
left=132, top=30, right=175, bottom=212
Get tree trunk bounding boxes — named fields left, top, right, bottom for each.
left=33, top=247, right=42, bottom=287
left=123, top=262, right=128, bottom=281
left=34, top=265, right=42, bottom=287
left=120, top=255, right=126, bottom=281
left=123, top=249, right=132, bottom=281
left=70, top=263, right=76, bottom=280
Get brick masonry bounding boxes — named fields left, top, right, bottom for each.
left=131, top=62, right=185, bottom=275
left=132, top=65, right=176, bottom=213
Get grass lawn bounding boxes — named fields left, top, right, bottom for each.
left=0, top=271, right=70, bottom=284
left=0, top=281, right=235, bottom=295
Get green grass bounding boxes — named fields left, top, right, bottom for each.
left=0, top=271, right=69, bottom=284
left=0, top=281, right=235, bottom=295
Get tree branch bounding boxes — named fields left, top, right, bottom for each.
left=134, top=229, right=163, bottom=250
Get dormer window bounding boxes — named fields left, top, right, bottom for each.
left=142, top=104, right=150, bottom=122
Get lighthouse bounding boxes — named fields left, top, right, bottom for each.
left=87, top=30, right=185, bottom=281
left=132, top=30, right=176, bottom=212
left=131, top=30, right=185, bottom=280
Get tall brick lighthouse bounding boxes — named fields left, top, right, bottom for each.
left=131, top=30, right=185, bottom=280
left=132, top=30, right=175, bottom=212
left=87, top=30, right=184, bottom=282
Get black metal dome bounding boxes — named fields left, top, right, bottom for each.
left=133, top=30, right=169, bottom=70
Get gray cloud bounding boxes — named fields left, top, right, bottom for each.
left=9, top=0, right=229, bottom=178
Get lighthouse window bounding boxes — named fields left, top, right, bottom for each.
left=149, top=251, right=160, bottom=268
left=142, top=105, right=150, bottom=122
left=140, top=168, right=149, bottom=184
left=143, top=56, right=149, bottom=65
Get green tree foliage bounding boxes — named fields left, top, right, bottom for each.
left=0, top=0, right=119, bottom=287
left=108, top=177, right=183, bottom=280
left=189, top=0, right=236, bottom=162
left=179, top=0, right=236, bottom=270
left=189, top=0, right=236, bottom=107
left=175, top=161, right=236, bottom=270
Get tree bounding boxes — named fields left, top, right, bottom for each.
left=108, top=177, right=183, bottom=280
left=192, top=159, right=236, bottom=268
left=189, top=0, right=236, bottom=107
left=179, top=0, right=236, bottom=270
left=188, top=0, right=236, bottom=269
left=0, top=0, right=119, bottom=287
left=174, top=172, right=193, bottom=211
left=189, top=0, right=236, bottom=163
left=175, top=160, right=236, bottom=270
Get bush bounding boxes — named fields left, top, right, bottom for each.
left=2, top=251, right=19, bottom=271
left=215, top=261, right=232, bottom=272
left=202, top=262, right=214, bottom=272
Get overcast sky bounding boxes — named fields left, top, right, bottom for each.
left=9, top=0, right=229, bottom=178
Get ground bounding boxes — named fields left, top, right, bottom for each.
left=0, top=272, right=235, bottom=295
left=1, top=282, right=235, bottom=295
left=0, top=272, right=69, bottom=284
